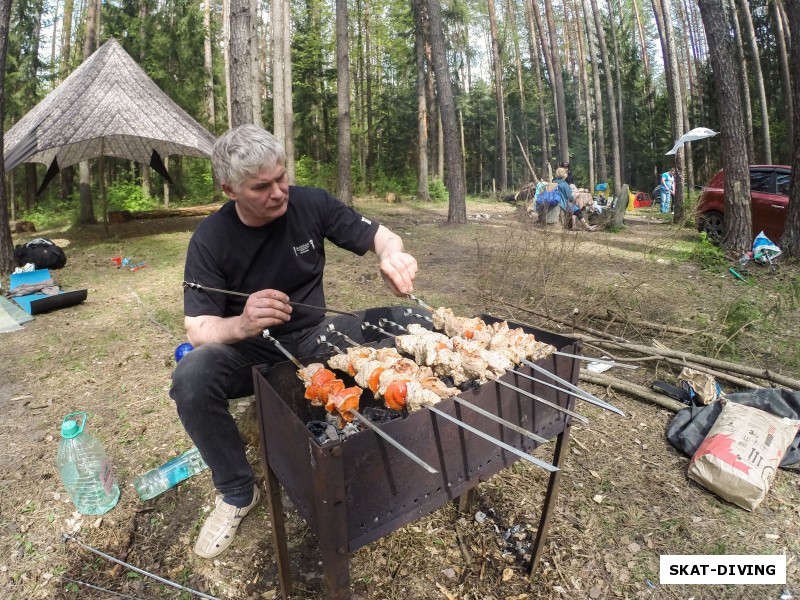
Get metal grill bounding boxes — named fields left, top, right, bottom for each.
left=254, top=313, right=580, bottom=599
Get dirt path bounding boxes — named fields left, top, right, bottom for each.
left=1, top=198, right=798, bottom=599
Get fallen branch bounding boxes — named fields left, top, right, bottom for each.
left=579, top=369, right=685, bottom=412
left=594, top=340, right=800, bottom=390
left=503, top=303, right=626, bottom=342
left=588, top=308, right=706, bottom=337
left=663, top=358, right=760, bottom=390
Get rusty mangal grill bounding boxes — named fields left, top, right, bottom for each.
left=254, top=313, right=581, bottom=599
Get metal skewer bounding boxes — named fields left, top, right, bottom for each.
left=183, top=281, right=360, bottom=317
left=320, top=338, right=554, bottom=466
left=509, top=367, right=624, bottom=415
left=521, top=358, right=626, bottom=417
left=316, top=334, right=344, bottom=355
left=378, top=317, right=408, bottom=332
left=326, top=323, right=360, bottom=347
left=426, top=406, right=558, bottom=473
left=360, top=320, right=588, bottom=425
left=262, top=330, right=438, bottom=474
left=403, top=308, right=433, bottom=323
left=326, top=326, right=548, bottom=445
left=552, top=351, right=638, bottom=370
left=406, top=293, right=434, bottom=311
left=489, top=377, right=589, bottom=424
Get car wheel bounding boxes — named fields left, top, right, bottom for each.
left=699, top=210, right=724, bottom=244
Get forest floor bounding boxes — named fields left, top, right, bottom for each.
left=1, top=196, right=799, bottom=600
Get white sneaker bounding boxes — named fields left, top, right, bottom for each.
left=193, top=487, right=261, bottom=558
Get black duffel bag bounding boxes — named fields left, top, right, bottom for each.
left=14, top=238, right=68, bottom=270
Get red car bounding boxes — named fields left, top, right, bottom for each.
left=696, top=165, right=791, bottom=243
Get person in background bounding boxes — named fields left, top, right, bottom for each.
left=660, top=167, right=676, bottom=213
left=561, top=161, right=574, bottom=186
left=171, top=124, right=418, bottom=559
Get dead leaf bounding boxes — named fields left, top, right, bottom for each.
left=589, top=470, right=600, bottom=479
left=592, top=494, right=605, bottom=504
left=502, top=567, right=514, bottom=581
left=627, top=542, right=641, bottom=553
left=435, top=582, right=456, bottom=600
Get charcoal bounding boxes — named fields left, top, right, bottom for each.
left=362, top=406, right=403, bottom=424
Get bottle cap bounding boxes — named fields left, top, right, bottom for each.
left=61, top=412, right=87, bottom=439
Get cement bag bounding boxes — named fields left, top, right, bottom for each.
left=687, top=400, right=800, bottom=511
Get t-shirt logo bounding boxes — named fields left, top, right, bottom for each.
left=361, top=216, right=372, bottom=225
left=293, top=239, right=316, bottom=256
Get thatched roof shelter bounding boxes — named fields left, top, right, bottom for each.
left=3, top=38, right=215, bottom=191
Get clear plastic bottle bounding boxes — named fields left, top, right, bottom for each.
left=133, top=447, right=209, bottom=501
left=56, top=412, right=120, bottom=515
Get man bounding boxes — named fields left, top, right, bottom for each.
left=171, top=124, right=418, bottom=558
left=660, top=167, right=676, bottom=213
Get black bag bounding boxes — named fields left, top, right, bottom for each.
left=14, top=238, right=68, bottom=270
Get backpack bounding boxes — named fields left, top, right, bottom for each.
left=536, top=182, right=562, bottom=208
left=14, top=238, right=68, bottom=270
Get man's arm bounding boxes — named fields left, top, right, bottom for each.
left=185, top=289, right=293, bottom=346
left=371, top=225, right=418, bottom=296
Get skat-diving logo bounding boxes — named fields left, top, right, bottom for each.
left=293, top=239, right=316, bottom=256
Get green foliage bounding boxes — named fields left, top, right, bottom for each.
left=18, top=194, right=79, bottom=230
left=690, top=233, right=728, bottom=269
left=295, top=155, right=336, bottom=190
left=721, top=297, right=763, bottom=340
left=428, top=177, right=448, bottom=203
left=107, top=176, right=159, bottom=213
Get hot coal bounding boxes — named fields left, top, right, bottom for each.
left=361, top=406, right=403, bottom=424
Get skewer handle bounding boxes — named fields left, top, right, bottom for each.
left=316, top=335, right=344, bottom=355
left=378, top=318, right=408, bottom=333
left=406, top=293, right=434, bottom=312
left=349, top=409, right=439, bottom=474
left=361, top=321, right=396, bottom=338
left=403, top=308, right=433, bottom=323
left=262, top=329, right=306, bottom=370
left=325, top=324, right=360, bottom=347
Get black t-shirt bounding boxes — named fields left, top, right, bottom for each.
left=183, top=186, right=380, bottom=334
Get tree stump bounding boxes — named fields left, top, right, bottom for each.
left=385, top=192, right=399, bottom=204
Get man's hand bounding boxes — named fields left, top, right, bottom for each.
left=372, top=225, right=418, bottom=296
left=379, top=251, right=418, bottom=296
left=238, top=289, right=293, bottom=337
left=185, top=289, right=292, bottom=346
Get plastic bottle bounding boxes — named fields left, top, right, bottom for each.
left=133, top=447, right=209, bottom=501
left=56, top=412, right=120, bottom=515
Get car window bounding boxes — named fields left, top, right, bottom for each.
left=750, top=170, right=773, bottom=193
left=776, top=172, right=791, bottom=196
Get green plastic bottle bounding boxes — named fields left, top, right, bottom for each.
left=56, top=412, right=120, bottom=515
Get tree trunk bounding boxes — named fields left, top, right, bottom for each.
left=575, top=0, right=594, bottom=192
left=59, top=0, right=73, bottom=81
left=582, top=0, right=606, bottom=184
left=413, top=0, right=430, bottom=201
left=697, top=0, right=751, bottom=256
left=250, top=0, right=262, bottom=126
left=727, top=0, right=754, bottom=162
left=608, top=0, right=625, bottom=185
left=222, top=0, right=232, bottom=127
left=652, top=0, right=685, bottom=222
left=528, top=0, right=557, bottom=167
left=543, top=0, right=569, bottom=164
left=77, top=0, right=98, bottom=225
left=282, top=0, right=295, bottom=182
left=589, top=0, right=620, bottom=193
left=508, top=0, right=528, bottom=171
left=0, top=0, right=14, bottom=274
left=522, top=0, right=550, bottom=176
left=778, top=0, right=800, bottom=257
left=773, top=0, right=793, bottom=153
left=487, top=0, right=507, bottom=191
left=335, top=0, right=352, bottom=205
left=365, top=0, right=374, bottom=189
left=660, top=0, right=688, bottom=221
left=735, top=0, right=770, bottom=164
left=204, top=0, right=215, bottom=131
left=426, top=0, right=466, bottom=223
left=229, top=0, right=252, bottom=126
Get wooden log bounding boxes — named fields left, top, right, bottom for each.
left=580, top=369, right=685, bottom=412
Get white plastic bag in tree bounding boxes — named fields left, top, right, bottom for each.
left=687, top=400, right=800, bottom=511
